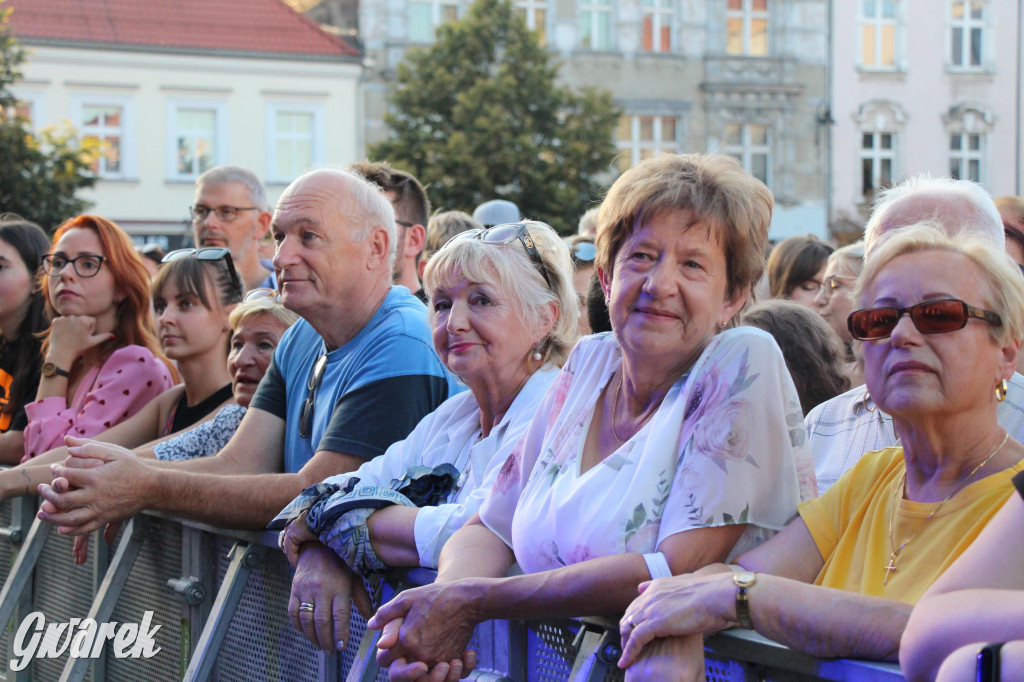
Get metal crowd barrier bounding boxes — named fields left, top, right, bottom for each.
left=0, top=493, right=905, bottom=681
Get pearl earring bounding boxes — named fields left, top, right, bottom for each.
left=532, top=350, right=542, bottom=361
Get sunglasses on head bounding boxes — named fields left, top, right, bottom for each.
left=453, top=221, right=554, bottom=289
left=847, top=298, right=1002, bottom=341
left=567, top=240, right=596, bottom=264
left=162, top=247, right=243, bottom=295
left=243, top=287, right=283, bottom=304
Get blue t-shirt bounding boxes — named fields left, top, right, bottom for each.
left=250, top=286, right=460, bottom=473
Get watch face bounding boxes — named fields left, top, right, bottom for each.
left=734, top=571, right=756, bottom=587
left=41, top=362, right=56, bottom=377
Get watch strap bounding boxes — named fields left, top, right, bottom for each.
left=733, top=572, right=756, bottom=629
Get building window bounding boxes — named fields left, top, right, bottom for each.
left=642, top=0, right=673, bottom=52
left=267, top=104, right=325, bottom=184
left=860, top=0, right=897, bottom=68
left=726, top=0, right=768, bottom=57
left=81, top=105, right=125, bottom=177
left=723, top=123, right=770, bottom=186
left=579, top=0, right=612, bottom=50
left=616, top=115, right=679, bottom=173
left=168, top=100, right=225, bottom=180
left=950, top=0, right=983, bottom=69
left=949, top=133, right=983, bottom=183
left=409, top=0, right=460, bottom=42
left=516, top=0, right=547, bottom=44
left=860, top=132, right=895, bottom=197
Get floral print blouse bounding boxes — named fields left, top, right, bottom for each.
left=479, top=328, right=817, bottom=574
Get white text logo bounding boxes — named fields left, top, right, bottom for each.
left=10, top=610, right=162, bottom=671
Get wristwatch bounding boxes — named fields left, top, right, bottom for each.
left=41, top=361, right=70, bottom=379
left=733, top=571, right=757, bottom=629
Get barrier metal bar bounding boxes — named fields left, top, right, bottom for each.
left=57, top=515, right=149, bottom=682
left=0, top=516, right=51, bottom=635
left=182, top=541, right=265, bottom=682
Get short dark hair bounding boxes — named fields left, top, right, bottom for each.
left=348, top=161, right=430, bottom=229
left=586, top=271, right=611, bottom=333
left=741, top=299, right=850, bottom=415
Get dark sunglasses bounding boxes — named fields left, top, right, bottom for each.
left=299, top=353, right=328, bottom=439
left=847, top=298, right=1002, bottom=341
left=454, top=221, right=553, bottom=289
left=162, top=247, right=243, bottom=296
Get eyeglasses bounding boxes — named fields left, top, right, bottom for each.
left=299, top=353, right=328, bottom=439
left=189, top=205, right=260, bottom=223
left=41, top=253, right=106, bottom=278
left=454, top=221, right=553, bottom=289
left=847, top=298, right=1002, bottom=341
left=818, top=274, right=858, bottom=295
left=162, top=247, right=243, bottom=295
left=243, top=287, right=283, bottom=304
left=568, top=240, right=596, bottom=264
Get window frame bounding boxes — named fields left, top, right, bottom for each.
left=725, top=0, right=769, bottom=57
left=721, top=123, right=772, bottom=188
left=858, top=0, right=900, bottom=71
left=859, top=131, right=897, bottom=199
left=516, top=0, right=549, bottom=44
left=265, top=102, right=326, bottom=185
left=166, top=98, right=228, bottom=182
left=948, top=132, right=985, bottom=184
left=641, top=0, right=675, bottom=53
left=8, top=89, right=46, bottom=131
left=578, top=0, right=614, bottom=51
left=615, top=113, right=681, bottom=173
left=70, top=93, right=136, bottom=180
left=408, top=0, right=462, bottom=43
left=947, top=0, right=986, bottom=71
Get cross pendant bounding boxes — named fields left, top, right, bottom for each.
left=883, top=555, right=899, bottom=585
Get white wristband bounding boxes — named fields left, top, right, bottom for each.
left=643, top=552, right=672, bottom=580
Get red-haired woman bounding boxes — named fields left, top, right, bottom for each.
left=21, top=215, right=175, bottom=460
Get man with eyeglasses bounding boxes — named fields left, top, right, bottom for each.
left=36, top=169, right=459, bottom=541
left=348, top=161, right=429, bottom=303
left=191, top=166, right=276, bottom=292
left=995, top=195, right=1024, bottom=269
left=806, top=177, right=1024, bottom=493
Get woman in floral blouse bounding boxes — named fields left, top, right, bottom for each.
left=368, top=153, right=817, bottom=681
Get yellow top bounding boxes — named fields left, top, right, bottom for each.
left=799, top=446, right=1023, bottom=604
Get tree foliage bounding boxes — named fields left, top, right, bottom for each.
left=370, top=0, right=619, bottom=234
left=0, top=4, right=95, bottom=231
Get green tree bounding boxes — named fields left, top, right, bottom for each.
left=370, top=0, right=619, bottom=234
left=0, top=3, right=95, bottom=231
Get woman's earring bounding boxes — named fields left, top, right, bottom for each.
left=863, top=390, right=877, bottom=413
left=996, top=378, right=1009, bottom=402
left=532, top=349, right=542, bottom=361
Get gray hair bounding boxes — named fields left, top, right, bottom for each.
left=229, top=295, right=300, bottom=331
left=864, top=176, right=1003, bottom=254
left=828, top=240, right=866, bottom=275
left=423, top=221, right=580, bottom=367
left=197, top=166, right=270, bottom=212
left=857, top=222, right=1024, bottom=347
left=578, top=206, right=600, bottom=237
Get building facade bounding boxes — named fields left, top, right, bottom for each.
left=8, top=0, right=362, bottom=241
left=328, top=0, right=829, bottom=239
left=830, top=0, right=1023, bottom=238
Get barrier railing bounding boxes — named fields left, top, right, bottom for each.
left=0, top=493, right=905, bottom=681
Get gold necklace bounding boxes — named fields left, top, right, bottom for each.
left=610, top=373, right=659, bottom=445
left=883, top=431, right=1009, bottom=585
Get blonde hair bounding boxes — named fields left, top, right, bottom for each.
left=596, top=153, right=773, bottom=302
left=229, top=296, right=300, bottom=331
left=856, top=223, right=1024, bottom=347
left=423, top=222, right=580, bottom=367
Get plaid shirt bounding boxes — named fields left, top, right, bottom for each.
left=807, top=372, right=1024, bottom=493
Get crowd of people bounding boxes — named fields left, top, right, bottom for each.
left=0, top=153, right=1023, bottom=681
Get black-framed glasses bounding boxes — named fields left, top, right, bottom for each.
left=299, top=353, right=328, bottom=439
left=189, top=205, right=260, bottom=223
left=848, top=298, right=1002, bottom=341
left=243, top=287, right=283, bottom=304
left=41, top=253, right=106, bottom=278
left=162, top=247, right=243, bottom=296
left=818, top=274, right=857, bottom=295
left=454, top=221, right=553, bottom=289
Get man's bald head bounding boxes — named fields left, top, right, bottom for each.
left=864, top=177, right=1003, bottom=254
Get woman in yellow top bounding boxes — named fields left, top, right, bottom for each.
left=616, top=223, right=1024, bottom=679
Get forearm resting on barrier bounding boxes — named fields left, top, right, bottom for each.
left=366, top=505, right=421, bottom=568
left=900, top=590, right=1024, bottom=682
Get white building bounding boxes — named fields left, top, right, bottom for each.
left=829, top=0, right=1024, bottom=238
left=8, top=0, right=362, bottom=241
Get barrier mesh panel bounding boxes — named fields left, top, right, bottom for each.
left=526, top=621, right=577, bottom=682
left=105, top=518, right=184, bottom=681
left=30, top=528, right=102, bottom=681
left=706, top=653, right=748, bottom=682
left=214, top=545, right=325, bottom=682
left=0, top=499, right=16, bottom=682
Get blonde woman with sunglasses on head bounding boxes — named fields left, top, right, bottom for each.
left=615, top=224, right=1024, bottom=680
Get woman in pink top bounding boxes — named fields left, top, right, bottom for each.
left=22, top=215, right=175, bottom=461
